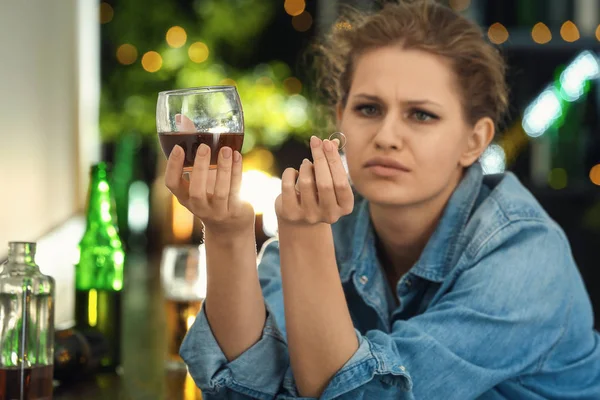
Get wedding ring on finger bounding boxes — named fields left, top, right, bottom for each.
left=328, top=132, right=347, bottom=151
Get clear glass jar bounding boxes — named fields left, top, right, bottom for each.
left=0, top=242, right=55, bottom=399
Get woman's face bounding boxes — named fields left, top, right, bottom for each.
left=338, top=46, right=492, bottom=207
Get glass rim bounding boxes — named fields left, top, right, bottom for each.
left=158, top=85, right=237, bottom=96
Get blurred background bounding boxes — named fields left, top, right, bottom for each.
left=0, top=0, right=599, bottom=398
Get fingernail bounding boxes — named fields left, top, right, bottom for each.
left=198, top=143, right=209, bottom=156
left=323, top=139, right=333, bottom=152
left=302, top=158, right=310, bottom=164
left=222, top=147, right=232, bottom=159
left=172, top=145, right=183, bottom=158
left=310, top=135, right=321, bottom=148
left=233, top=150, right=241, bottom=163
left=332, top=138, right=341, bottom=149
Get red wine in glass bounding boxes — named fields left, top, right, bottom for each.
left=158, top=131, right=244, bottom=171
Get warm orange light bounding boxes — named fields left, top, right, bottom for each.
left=188, top=42, right=209, bottom=63
left=166, top=26, right=187, bottom=48
left=172, top=196, right=193, bottom=240
left=560, top=21, right=580, bottom=42
left=292, top=11, right=313, bottom=32
left=141, top=51, right=162, bottom=72
left=283, top=77, right=302, bottom=94
left=488, top=23, right=509, bottom=45
left=284, top=0, right=305, bottom=17
left=590, top=165, right=600, bottom=186
left=100, top=2, right=114, bottom=24
left=595, top=24, right=600, bottom=41
left=532, top=22, right=552, bottom=44
left=449, top=0, right=471, bottom=12
left=220, top=78, right=237, bottom=86
left=116, top=44, right=137, bottom=65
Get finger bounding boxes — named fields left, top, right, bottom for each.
left=175, top=114, right=196, bottom=132
left=212, top=146, right=233, bottom=212
left=165, top=145, right=190, bottom=206
left=189, top=143, right=211, bottom=210
left=228, top=150, right=243, bottom=211
left=298, top=159, right=318, bottom=213
left=281, top=167, right=301, bottom=218
left=311, top=137, right=337, bottom=211
left=323, top=138, right=354, bottom=211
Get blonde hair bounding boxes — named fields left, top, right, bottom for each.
left=313, top=0, right=509, bottom=127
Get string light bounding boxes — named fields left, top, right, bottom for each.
left=141, top=51, right=162, bottom=73
left=166, top=26, right=187, bottom=48
left=283, top=77, right=302, bottom=94
left=548, top=168, right=568, bottom=190
left=116, top=44, right=137, bottom=65
left=188, top=42, right=209, bottom=63
left=590, top=164, right=600, bottom=186
left=292, top=11, right=312, bottom=32
left=100, top=2, right=113, bottom=24
left=560, top=21, right=580, bottom=42
left=532, top=22, right=552, bottom=44
left=488, top=23, right=509, bottom=45
left=284, top=0, right=305, bottom=16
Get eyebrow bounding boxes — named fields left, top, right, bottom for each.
left=352, top=93, right=443, bottom=108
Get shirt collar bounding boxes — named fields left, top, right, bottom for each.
left=338, top=162, right=483, bottom=283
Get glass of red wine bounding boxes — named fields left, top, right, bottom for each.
left=156, top=86, right=244, bottom=172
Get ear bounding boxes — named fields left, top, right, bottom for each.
left=459, top=117, right=495, bottom=167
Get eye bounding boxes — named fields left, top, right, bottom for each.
left=354, top=104, right=381, bottom=117
left=410, top=109, right=439, bottom=122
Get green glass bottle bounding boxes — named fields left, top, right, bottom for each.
left=75, top=162, right=125, bottom=371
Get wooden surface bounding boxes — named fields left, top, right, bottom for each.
left=54, top=252, right=203, bottom=400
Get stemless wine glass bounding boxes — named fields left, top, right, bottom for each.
left=156, top=86, right=244, bottom=172
left=161, top=245, right=207, bottom=370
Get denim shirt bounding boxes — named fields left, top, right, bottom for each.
left=180, top=162, right=600, bottom=399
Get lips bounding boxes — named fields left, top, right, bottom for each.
left=363, top=156, right=411, bottom=172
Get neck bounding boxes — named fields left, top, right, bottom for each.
left=369, top=167, right=464, bottom=277
left=6, top=242, right=37, bottom=270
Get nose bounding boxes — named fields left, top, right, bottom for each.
left=373, top=115, right=402, bottom=151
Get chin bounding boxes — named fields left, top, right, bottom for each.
left=353, top=180, right=424, bottom=207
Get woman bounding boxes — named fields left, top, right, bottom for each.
left=166, top=1, right=600, bottom=399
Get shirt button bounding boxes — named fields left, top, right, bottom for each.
left=359, top=275, right=369, bottom=285
left=398, top=365, right=406, bottom=372
left=405, top=279, right=412, bottom=287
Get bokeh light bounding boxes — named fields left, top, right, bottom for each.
left=560, top=21, right=580, bottom=42
left=283, top=77, right=302, bottom=94
left=141, top=51, right=162, bottom=73
left=590, top=164, right=600, bottom=186
left=166, top=26, right=187, bottom=48
left=596, top=25, right=600, bottom=41
left=188, top=42, right=209, bottom=63
left=100, top=2, right=114, bottom=24
left=116, top=44, right=138, bottom=65
left=532, top=22, right=552, bottom=44
left=220, top=78, right=237, bottom=86
left=488, top=23, right=509, bottom=45
left=548, top=168, right=568, bottom=190
left=449, top=0, right=471, bottom=12
left=480, top=144, right=506, bottom=174
left=284, top=0, right=305, bottom=16
left=292, top=11, right=313, bottom=32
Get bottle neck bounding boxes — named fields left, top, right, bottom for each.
left=6, top=242, right=38, bottom=270
left=86, top=166, right=116, bottom=228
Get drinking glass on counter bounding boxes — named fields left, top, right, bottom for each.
left=160, top=245, right=206, bottom=370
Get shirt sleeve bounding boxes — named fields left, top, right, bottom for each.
left=306, top=223, right=572, bottom=399
left=180, top=238, right=290, bottom=400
